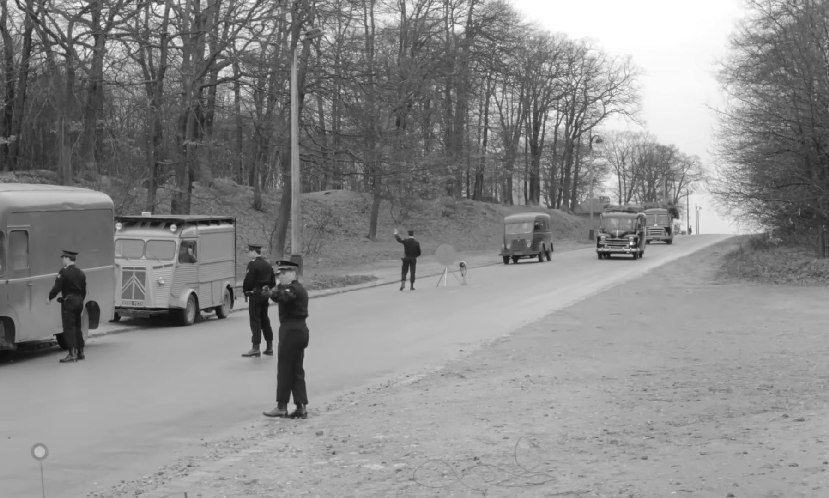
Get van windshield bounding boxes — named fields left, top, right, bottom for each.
left=602, top=216, right=636, bottom=231
left=115, top=239, right=176, bottom=260
left=646, top=213, right=671, bottom=225
left=146, top=240, right=176, bottom=260
left=505, top=222, right=532, bottom=234
left=115, top=239, right=144, bottom=258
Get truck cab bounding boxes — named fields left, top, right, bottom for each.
left=596, top=206, right=646, bottom=260
left=645, top=207, right=674, bottom=244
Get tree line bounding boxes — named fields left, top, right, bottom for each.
left=0, top=0, right=700, bottom=255
left=715, top=0, right=829, bottom=244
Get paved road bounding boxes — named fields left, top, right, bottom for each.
left=0, top=235, right=730, bottom=497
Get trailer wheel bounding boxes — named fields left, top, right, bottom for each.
left=178, top=293, right=198, bottom=326
left=215, top=288, right=232, bottom=319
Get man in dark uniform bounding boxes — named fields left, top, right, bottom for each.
left=48, top=250, right=87, bottom=363
left=394, top=228, right=422, bottom=291
left=241, top=244, right=276, bottom=358
left=263, top=260, right=310, bottom=419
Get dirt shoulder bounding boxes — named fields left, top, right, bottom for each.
left=118, top=238, right=829, bottom=497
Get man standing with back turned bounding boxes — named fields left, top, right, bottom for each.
left=48, top=249, right=87, bottom=363
left=394, top=228, right=421, bottom=291
left=242, top=243, right=275, bottom=358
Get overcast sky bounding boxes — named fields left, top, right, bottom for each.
left=510, top=0, right=747, bottom=233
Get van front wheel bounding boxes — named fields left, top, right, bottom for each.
left=215, top=288, right=232, bottom=319
left=178, top=294, right=198, bottom=326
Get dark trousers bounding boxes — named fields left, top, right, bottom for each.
left=276, top=321, right=309, bottom=406
left=248, top=293, right=274, bottom=346
left=60, top=295, right=84, bottom=351
left=401, top=257, right=417, bottom=284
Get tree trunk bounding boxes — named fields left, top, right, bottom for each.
left=6, top=1, right=34, bottom=171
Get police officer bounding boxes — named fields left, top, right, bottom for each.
left=263, top=260, right=310, bottom=419
left=241, top=244, right=276, bottom=358
left=394, top=228, right=422, bottom=291
left=47, top=250, right=87, bottom=363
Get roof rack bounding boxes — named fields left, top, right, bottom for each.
left=602, top=204, right=643, bottom=213
left=115, top=215, right=235, bottom=229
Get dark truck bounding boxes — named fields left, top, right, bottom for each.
left=644, top=207, right=675, bottom=244
left=596, top=206, right=646, bottom=260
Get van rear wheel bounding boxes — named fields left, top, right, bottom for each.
left=215, top=288, right=232, bottom=319
left=512, top=256, right=519, bottom=264
left=178, top=294, right=198, bottom=326
left=538, top=251, right=544, bottom=263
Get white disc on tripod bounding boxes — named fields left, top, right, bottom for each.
left=435, top=244, right=458, bottom=267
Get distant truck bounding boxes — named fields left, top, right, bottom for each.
left=500, top=212, right=553, bottom=264
left=596, top=205, right=646, bottom=260
left=644, top=207, right=674, bottom=244
left=113, top=215, right=237, bottom=325
left=0, top=184, right=114, bottom=351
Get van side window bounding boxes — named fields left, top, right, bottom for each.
left=9, top=230, right=28, bottom=270
left=534, top=221, right=543, bottom=231
left=179, top=240, right=197, bottom=263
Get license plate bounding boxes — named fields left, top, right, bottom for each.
left=121, top=300, right=144, bottom=307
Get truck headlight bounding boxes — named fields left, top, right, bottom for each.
left=157, top=277, right=165, bottom=286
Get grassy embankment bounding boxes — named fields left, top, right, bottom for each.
left=719, top=234, right=829, bottom=285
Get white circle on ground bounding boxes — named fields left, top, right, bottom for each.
left=31, top=443, right=48, bottom=461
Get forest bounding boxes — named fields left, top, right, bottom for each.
left=0, top=0, right=703, bottom=254
left=715, top=0, right=829, bottom=242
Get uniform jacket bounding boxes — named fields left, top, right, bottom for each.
left=269, top=281, right=309, bottom=323
left=243, top=256, right=276, bottom=293
left=394, top=235, right=422, bottom=260
left=48, top=264, right=87, bottom=301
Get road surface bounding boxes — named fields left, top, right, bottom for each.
left=0, top=235, right=730, bottom=497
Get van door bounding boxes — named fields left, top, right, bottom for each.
left=6, top=229, right=36, bottom=340
left=179, top=239, right=209, bottom=307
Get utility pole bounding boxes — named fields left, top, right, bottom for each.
left=289, top=27, right=323, bottom=270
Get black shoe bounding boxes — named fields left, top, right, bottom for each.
left=242, top=347, right=261, bottom=358
left=399, top=282, right=405, bottom=291
left=263, top=404, right=289, bottom=418
left=410, top=285, right=415, bottom=291
left=263, top=343, right=273, bottom=356
left=77, top=351, right=85, bottom=360
left=289, top=405, right=307, bottom=419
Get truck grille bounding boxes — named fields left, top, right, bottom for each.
left=605, top=239, right=632, bottom=249
left=510, top=239, right=528, bottom=250
left=121, top=267, right=146, bottom=304
left=647, top=227, right=666, bottom=236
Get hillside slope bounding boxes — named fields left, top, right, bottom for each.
left=0, top=172, right=592, bottom=285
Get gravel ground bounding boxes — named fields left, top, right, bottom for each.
left=102, top=237, right=829, bottom=497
